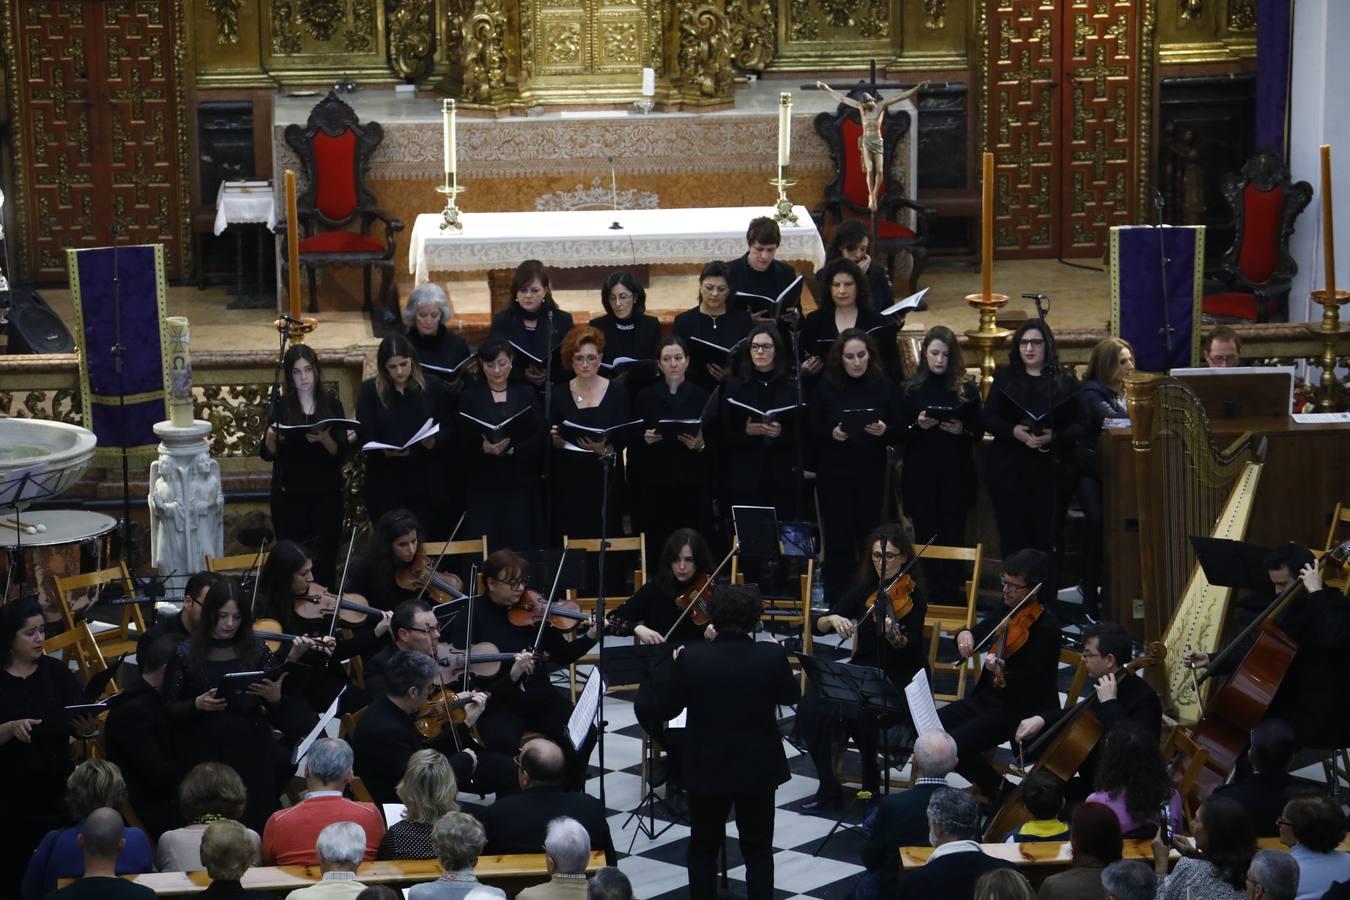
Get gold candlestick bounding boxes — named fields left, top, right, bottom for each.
left=277, top=169, right=317, bottom=342
left=437, top=170, right=466, bottom=232
left=770, top=165, right=798, bottom=224
left=1310, top=144, right=1348, bottom=410
left=965, top=293, right=1010, bottom=401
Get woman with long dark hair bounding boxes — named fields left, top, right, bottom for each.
left=818, top=219, right=892, bottom=311
left=1086, top=729, right=1183, bottom=838
left=343, top=509, right=434, bottom=611
left=260, top=344, right=351, bottom=585
left=799, top=257, right=895, bottom=379
left=588, top=271, right=661, bottom=391
left=672, top=261, right=753, bottom=391
left=357, top=334, right=453, bottom=538
left=899, top=325, right=983, bottom=603
left=1152, top=796, right=1255, bottom=900
left=489, top=259, right=573, bottom=389
left=808, top=328, right=900, bottom=603
left=1037, top=801, right=1123, bottom=900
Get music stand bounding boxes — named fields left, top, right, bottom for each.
left=602, top=644, right=685, bottom=845
left=732, top=505, right=781, bottom=561
left=523, top=547, right=588, bottom=595
left=1190, top=537, right=1273, bottom=591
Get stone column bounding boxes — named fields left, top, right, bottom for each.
left=148, top=420, right=223, bottom=579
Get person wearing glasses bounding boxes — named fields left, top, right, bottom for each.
left=799, top=524, right=927, bottom=812
left=442, top=550, right=602, bottom=790
left=1202, top=326, right=1242, bottom=368
left=588, top=271, right=661, bottom=391
left=136, top=571, right=221, bottom=661
left=672, top=261, right=753, bottom=391
left=982, top=319, right=1086, bottom=591
left=937, top=549, right=1061, bottom=806
left=489, top=259, right=573, bottom=389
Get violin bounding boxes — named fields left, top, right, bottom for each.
left=293, top=587, right=382, bottom=627
left=397, top=554, right=466, bottom=605
left=991, top=599, right=1044, bottom=689
left=414, top=685, right=475, bottom=738
left=864, top=573, right=916, bottom=626
left=507, top=589, right=591, bottom=631
left=674, top=574, right=713, bottom=627
left=253, top=617, right=335, bottom=656
left=434, top=640, right=510, bottom=681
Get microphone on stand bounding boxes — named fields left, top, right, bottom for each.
left=608, top=157, right=622, bottom=230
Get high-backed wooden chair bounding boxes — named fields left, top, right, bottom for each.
left=421, top=537, right=490, bottom=562
left=206, top=551, right=270, bottom=575
left=921, top=544, right=983, bottom=703
left=561, top=535, right=647, bottom=613
left=43, top=622, right=114, bottom=693
left=54, top=564, right=146, bottom=663
left=729, top=554, right=816, bottom=687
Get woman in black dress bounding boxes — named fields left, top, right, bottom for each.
left=1077, top=337, right=1134, bottom=620
left=456, top=336, right=545, bottom=553
left=800, top=257, right=896, bottom=381
left=672, top=261, right=753, bottom=392
left=800, top=524, right=927, bottom=810
left=548, top=324, right=633, bottom=543
left=489, top=259, right=573, bottom=390
left=403, top=283, right=474, bottom=384
left=357, top=334, right=454, bottom=539
left=589, top=271, right=661, bottom=392
left=344, top=509, right=435, bottom=611
left=0, top=598, right=101, bottom=894
left=809, top=328, right=900, bottom=604
left=899, top=325, right=984, bottom=603
left=632, top=335, right=712, bottom=561
left=259, top=344, right=351, bottom=585
left=164, top=578, right=319, bottom=830
left=815, top=219, right=892, bottom=311
left=983, top=319, right=1086, bottom=589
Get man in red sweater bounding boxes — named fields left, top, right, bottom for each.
left=261, top=737, right=385, bottom=865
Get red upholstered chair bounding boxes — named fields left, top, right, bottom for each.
left=282, top=91, right=404, bottom=322
left=1202, top=150, right=1311, bottom=323
left=812, top=87, right=933, bottom=293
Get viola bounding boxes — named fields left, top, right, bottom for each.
left=865, top=573, right=916, bottom=624
left=396, top=554, right=466, bottom=605
left=434, top=640, right=511, bottom=680
left=507, top=589, right=591, bottom=631
left=253, top=617, right=336, bottom=656
left=293, top=587, right=382, bottom=626
left=991, top=599, right=1044, bottom=688
left=674, top=574, right=713, bottom=627
left=414, top=686, right=475, bottom=738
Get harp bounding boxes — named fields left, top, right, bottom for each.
left=1123, top=374, right=1266, bottom=723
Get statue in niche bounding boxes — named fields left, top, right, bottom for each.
left=815, top=80, right=928, bottom=212
left=149, top=456, right=187, bottom=574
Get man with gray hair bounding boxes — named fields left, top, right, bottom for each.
left=47, top=808, right=155, bottom=899
left=262, top=737, right=385, bottom=866
left=284, top=822, right=368, bottom=899
left=861, top=730, right=960, bottom=899
left=895, top=787, right=1017, bottom=900
left=1101, top=859, right=1155, bottom=900
left=586, top=867, right=633, bottom=900
left=1246, top=848, right=1299, bottom=900
left=516, top=817, right=592, bottom=898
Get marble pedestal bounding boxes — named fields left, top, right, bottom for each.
left=148, top=420, right=223, bottom=579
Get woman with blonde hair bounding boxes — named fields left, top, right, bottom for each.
left=200, top=819, right=271, bottom=898
left=973, top=868, right=1036, bottom=900
left=379, top=750, right=463, bottom=860
left=1077, top=336, right=1135, bottom=620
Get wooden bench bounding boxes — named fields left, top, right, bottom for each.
left=58, top=852, right=606, bottom=895
left=899, top=836, right=1350, bottom=871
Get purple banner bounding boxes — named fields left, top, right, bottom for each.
left=1113, top=226, right=1203, bottom=372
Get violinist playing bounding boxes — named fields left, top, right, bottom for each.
left=344, top=510, right=443, bottom=611
left=799, top=524, right=927, bottom=812
left=442, top=549, right=602, bottom=790
left=938, top=548, right=1061, bottom=806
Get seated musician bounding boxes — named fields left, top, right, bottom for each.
left=800, top=524, right=927, bottom=812
left=136, top=571, right=219, bottom=660
left=441, top=549, right=601, bottom=790
left=344, top=509, right=441, bottom=611
left=1184, top=543, right=1350, bottom=752
left=938, top=548, right=1061, bottom=805
left=1013, top=623, right=1162, bottom=797
left=362, top=598, right=440, bottom=699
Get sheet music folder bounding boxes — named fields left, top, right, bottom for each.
left=1190, top=536, right=1272, bottom=591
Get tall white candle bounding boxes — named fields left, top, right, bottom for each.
left=777, top=92, right=792, bottom=168
left=642, top=67, right=655, bottom=97
left=442, top=99, right=457, bottom=175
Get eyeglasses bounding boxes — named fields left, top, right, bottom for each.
left=1275, top=817, right=1291, bottom=827
left=408, top=626, right=439, bottom=637
left=1019, top=339, right=1045, bottom=348
left=610, top=292, right=634, bottom=302
left=490, top=576, right=528, bottom=588
left=750, top=343, right=776, bottom=352
left=1000, top=578, right=1029, bottom=592
left=572, top=354, right=600, bottom=364
left=871, top=551, right=903, bottom=562
left=1208, top=354, right=1240, bottom=365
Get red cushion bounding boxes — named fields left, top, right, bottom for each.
left=1201, top=291, right=1259, bottom=322
left=874, top=219, right=917, bottom=240
left=1236, top=183, right=1283, bottom=283
left=299, top=231, right=385, bottom=254
left=313, top=130, right=358, bottom=221
left=841, top=117, right=870, bottom=209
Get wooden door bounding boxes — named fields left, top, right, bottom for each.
left=987, top=0, right=1141, bottom=259
left=8, top=0, right=187, bottom=282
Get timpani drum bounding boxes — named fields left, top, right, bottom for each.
left=0, top=510, right=118, bottom=624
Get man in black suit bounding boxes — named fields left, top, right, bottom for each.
left=135, top=571, right=217, bottom=661
left=1013, top=622, right=1162, bottom=798
left=725, top=216, right=805, bottom=324
left=862, top=730, right=959, bottom=899
left=1212, top=719, right=1320, bottom=837
left=104, top=633, right=183, bottom=836
left=664, top=584, right=800, bottom=899
left=480, top=737, right=617, bottom=866
left=938, top=549, right=1061, bottom=802
left=361, top=598, right=438, bottom=700
left=897, top=787, right=1017, bottom=900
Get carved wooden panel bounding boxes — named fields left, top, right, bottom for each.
left=12, top=0, right=186, bottom=280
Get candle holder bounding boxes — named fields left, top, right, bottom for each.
left=964, top=292, right=1011, bottom=401
left=274, top=315, right=318, bottom=344
left=1309, top=288, right=1350, bottom=411
left=437, top=171, right=466, bottom=232
left=770, top=166, right=798, bottom=225
left=633, top=98, right=654, bottom=115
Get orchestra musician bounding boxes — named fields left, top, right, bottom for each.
left=808, top=328, right=900, bottom=603
left=799, top=259, right=895, bottom=381
left=588, top=271, right=661, bottom=390
left=356, top=334, right=453, bottom=539
left=455, top=336, right=546, bottom=553
left=490, top=259, right=573, bottom=389
left=441, top=550, right=602, bottom=789
left=344, top=510, right=437, bottom=612
left=403, top=283, right=473, bottom=383
left=137, top=571, right=221, bottom=660
left=672, top=261, right=753, bottom=391
left=800, top=524, right=927, bottom=812
left=938, top=548, right=1061, bottom=804
left=261, top=344, right=352, bottom=585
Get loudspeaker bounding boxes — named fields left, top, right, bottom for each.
left=4, top=290, right=75, bottom=354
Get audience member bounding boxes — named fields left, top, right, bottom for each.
left=284, top=822, right=369, bottom=899
left=199, top=819, right=272, bottom=898
left=1279, top=796, right=1350, bottom=900
left=104, top=631, right=184, bottom=837
left=408, top=812, right=505, bottom=900
left=356, top=889, right=402, bottom=900
left=1203, top=327, right=1242, bottom=368
left=379, top=749, right=462, bottom=860
left=896, top=787, right=1018, bottom=900
left=587, top=867, right=633, bottom=900
left=262, top=738, right=385, bottom=866
left=481, top=738, right=616, bottom=866
left=1214, top=720, right=1318, bottom=837
left=1086, top=729, right=1181, bottom=839
left=157, top=762, right=260, bottom=871
left=516, top=817, right=592, bottom=899
left=22, top=759, right=153, bottom=899
left=862, top=730, right=959, bottom=898
left=45, top=808, right=155, bottom=899
left=1100, top=859, right=1154, bottom=900
left=975, top=869, right=1036, bottom=900
left=1036, top=802, right=1122, bottom=900
left=1247, top=848, right=1300, bottom=900
left=1151, top=795, right=1255, bottom=900
left=1005, top=771, right=1069, bottom=843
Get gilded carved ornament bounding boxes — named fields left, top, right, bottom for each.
left=1229, top=0, right=1255, bottom=31
left=204, top=0, right=241, bottom=44
left=677, top=3, right=733, bottom=99
left=726, top=0, right=774, bottom=72
left=1179, top=0, right=1202, bottom=22
left=461, top=0, right=508, bottom=103
left=924, top=0, right=945, bottom=31
left=387, top=0, right=434, bottom=80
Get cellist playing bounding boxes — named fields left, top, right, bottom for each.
left=800, top=524, right=927, bottom=812
left=939, top=548, right=1060, bottom=806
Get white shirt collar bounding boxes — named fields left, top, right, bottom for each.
left=928, top=839, right=982, bottom=861
left=304, top=790, right=344, bottom=800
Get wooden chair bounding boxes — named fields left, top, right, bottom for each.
left=920, top=543, right=983, bottom=703
left=54, top=564, right=146, bottom=663
left=561, top=535, right=647, bottom=701
left=43, top=622, right=114, bottom=693
left=1058, top=647, right=1089, bottom=711
left=205, top=551, right=270, bottom=575
left=729, top=554, right=816, bottom=689
left=338, top=706, right=367, bottom=741
left=1163, top=727, right=1211, bottom=821
left=421, top=536, right=490, bottom=562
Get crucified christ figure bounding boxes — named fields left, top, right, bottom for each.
left=816, top=81, right=928, bottom=213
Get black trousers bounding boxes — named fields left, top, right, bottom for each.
left=937, top=691, right=1017, bottom=799
left=1077, top=475, right=1105, bottom=615
left=634, top=681, right=685, bottom=783
left=687, top=788, right=777, bottom=899
left=272, top=488, right=343, bottom=586
left=796, top=684, right=880, bottom=799
left=989, top=465, right=1074, bottom=593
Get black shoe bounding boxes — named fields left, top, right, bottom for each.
left=801, top=792, right=843, bottom=814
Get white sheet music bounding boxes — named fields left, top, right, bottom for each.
left=905, top=670, right=943, bottom=736
left=291, top=687, right=346, bottom=766
left=568, top=672, right=604, bottom=751
left=667, top=710, right=687, bottom=729
left=382, top=803, right=406, bottom=826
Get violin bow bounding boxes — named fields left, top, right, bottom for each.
left=530, top=548, right=572, bottom=656
left=662, top=540, right=738, bottom=642
left=325, top=522, right=368, bottom=644
left=412, top=510, right=467, bottom=607
left=970, top=581, right=1044, bottom=654
left=858, top=532, right=938, bottom=628
left=248, top=536, right=271, bottom=618
left=461, top=562, right=478, bottom=695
